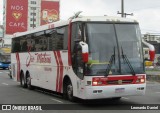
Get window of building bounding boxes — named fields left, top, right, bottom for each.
left=30, top=18, right=36, bottom=21
left=30, top=7, right=36, bottom=10
left=30, top=13, right=36, bottom=16
left=30, top=24, right=36, bottom=27
left=31, top=1, right=36, bottom=4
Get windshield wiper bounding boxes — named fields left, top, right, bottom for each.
left=121, top=47, right=135, bottom=76
left=106, top=47, right=115, bottom=76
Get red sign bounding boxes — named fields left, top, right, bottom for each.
left=6, top=0, right=28, bottom=34
left=41, top=0, right=60, bottom=25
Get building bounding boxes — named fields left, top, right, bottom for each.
left=2, top=0, right=60, bottom=47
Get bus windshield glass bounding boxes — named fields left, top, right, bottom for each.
left=86, top=23, right=144, bottom=76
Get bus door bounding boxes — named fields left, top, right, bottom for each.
left=71, top=22, right=85, bottom=95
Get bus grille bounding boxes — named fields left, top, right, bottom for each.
left=107, top=79, right=133, bottom=85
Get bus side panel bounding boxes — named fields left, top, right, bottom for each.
left=11, top=51, right=80, bottom=97
left=45, top=51, right=79, bottom=95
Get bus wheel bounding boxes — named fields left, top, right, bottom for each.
left=26, top=73, right=34, bottom=90
left=66, top=81, right=75, bottom=101
left=20, top=72, right=27, bottom=88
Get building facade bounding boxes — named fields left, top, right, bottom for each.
left=2, top=0, right=60, bottom=47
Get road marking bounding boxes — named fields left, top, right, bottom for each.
left=2, top=83, right=9, bottom=85
left=122, top=97, right=129, bottom=100
left=155, top=92, right=160, bottom=94
left=51, top=98, right=63, bottom=103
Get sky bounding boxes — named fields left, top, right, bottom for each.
left=1, top=0, right=160, bottom=34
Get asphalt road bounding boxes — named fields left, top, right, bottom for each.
left=0, top=70, right=160, bottom=113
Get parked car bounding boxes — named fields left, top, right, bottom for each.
left=0, top=62, right=10, bottom=69
left=0, top=54, right=11, bottom=69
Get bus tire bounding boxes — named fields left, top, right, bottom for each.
left=66, top=81, right=75, bottom=101
left=20, top=72, right=27, bottom=88
left=26, top=73, right=34, bottom=90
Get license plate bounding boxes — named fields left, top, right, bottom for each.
left=115, top=88, right=125, bottom=93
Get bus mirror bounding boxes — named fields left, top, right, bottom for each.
left=142, top=40, right=155, bottom=61
left=79, top=41, right=89, bottom=63
left=149, top=50, right=155, bottom=61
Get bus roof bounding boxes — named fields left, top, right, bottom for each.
left=72, top=16, right=137, bottom=23
left=12, top=16, right=138, bottom=38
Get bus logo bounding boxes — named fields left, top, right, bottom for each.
left=118, top=80, right=123, bottom=85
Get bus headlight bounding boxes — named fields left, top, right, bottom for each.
left=136, top=75, right=145, bottom=83
left=140, top=79, right=145, bottom=83
left=92, top=81, right=98, bottom=86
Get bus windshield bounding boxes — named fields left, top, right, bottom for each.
left=86, top=23, right=144, bottom=76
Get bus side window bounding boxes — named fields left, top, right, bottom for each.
left=13, top=39, right=21, bottom=52
left=63, top=26, right=68, bottom=50
left=56, top=27, right=65, bottom=50
left=48, top=27, right=65, bottom=51
left=49, top=31, right=56, bottom=51
left=21, top=41, right=27, bottom=52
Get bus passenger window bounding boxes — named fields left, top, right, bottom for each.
left=13, top=40, right=21, bottom=52
left=21, top=41, right=27, bottom=52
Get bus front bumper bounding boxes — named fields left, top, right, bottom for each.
left=84, top=83, right=146, bottom=99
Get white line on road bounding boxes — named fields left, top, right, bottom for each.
left=51, top=98, right=63, bottom=103
left=122, top=97, right=129, bottom=100
left=155, top=92, right=160, bottom=94
left=2, top=83, right=9, bottom=85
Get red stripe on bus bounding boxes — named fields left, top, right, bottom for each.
left=53, top=51, right=60, bottom=92
left=16, top=53, right=20, bottom=82
left=57, top=51, right=64, bottom=93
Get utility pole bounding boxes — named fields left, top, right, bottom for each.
left=117, top=0, right=133, bottom=18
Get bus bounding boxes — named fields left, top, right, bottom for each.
left=11, top=15, right=155, bottom=101
left=0, top=48, right=11, bottom=69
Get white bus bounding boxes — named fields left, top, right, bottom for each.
left=11, top=16, right=154, bottom=101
